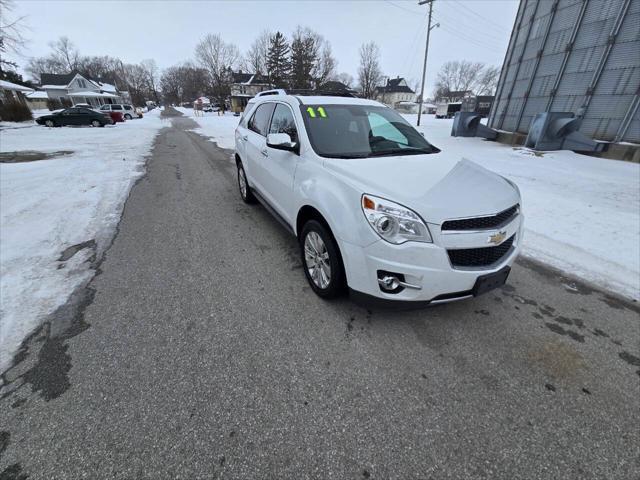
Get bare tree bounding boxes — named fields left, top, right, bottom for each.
left=195, top=33, right=240, bottom=103
left=0, top=0, right=27, bottom=71
left=332, top=72, right=354, bottom=88
left=433, top=60, right=499, bottom=98
left=242, top=30, right=271, bottom=74
left=141, top=59, right=160, bottom=101
left=314, top=40, right=336, bottom=87
left=50, top=36, right=80, bottom=71
left=476, top=65, right=500, bottom=95
left=358, top=41, right=382, bottom=99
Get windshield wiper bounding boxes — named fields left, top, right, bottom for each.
left=324, top=153, right=369, bottom=159
left=368, top=147, right=433, bottom=157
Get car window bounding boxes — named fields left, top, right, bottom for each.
left=100, top=105, right=110, bottom=110
left=269, top=104, right=298, bottom=143
left=368, top=112, right=408, bottom=145
left=248, top=103, right=275, bottom=136
left=300, top=104, right=438, bottom=159
left=112, top=105, right=123, bottom=110
left=124, top=105, right=132, bottom=111
left=63, top=108, right=78, bottom=115
left=77, top=108, right=91, bottom=114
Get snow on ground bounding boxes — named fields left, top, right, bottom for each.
left=402, top=114, right=640, bottom=300
left=0, top=110, right=166, bottom=372
left=175, top=107, right=238, bottom=149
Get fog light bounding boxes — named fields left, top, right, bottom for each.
left=377, top=270, right=406, bottom=294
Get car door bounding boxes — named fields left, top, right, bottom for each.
left=244, top=102, right=275, bottom=197
left=59, top=108, right=79, bottom=126
left=76, top=108, right=94, bottom=125
left=261, top=103, right=300, bottom=225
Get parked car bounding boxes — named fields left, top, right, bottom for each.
left=103, top=110, right=125, bottom=123
left=99, top=103, right=137, bottom=120
left=435, top=102, right=462, bottom=119
left=36, top=107, right=113, bottom=127
left=234, top=91, right=523, bottom=305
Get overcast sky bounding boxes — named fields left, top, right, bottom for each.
left=11, top=0, right=518, bottom=94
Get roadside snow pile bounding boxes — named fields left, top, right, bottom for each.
left=404, top=114, right=640, bottom=300
left=0, top=110, right=166, bottom=372
left=175, top=107, right=238, bottom=149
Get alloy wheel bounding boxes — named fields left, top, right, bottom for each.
left=304, top=231, right=331, bottom=289
left=45, top=120, right=54, bottom=127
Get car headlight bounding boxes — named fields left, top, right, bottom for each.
left=361, top=194, right=432, bottom=244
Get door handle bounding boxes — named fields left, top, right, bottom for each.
left=260, top=149, right=268, bottom=157
left=241, top=134, right=248, bottom=141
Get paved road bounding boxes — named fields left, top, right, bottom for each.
left=1, top=109, right=639, bottom=480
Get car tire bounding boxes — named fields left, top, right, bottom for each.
left=125, top=114, right=132, bottom=120
left=300, top=220, right=346, bottom=299
left=44, top=120, right=55, bottom=127
left=91, top=120, right=101, bottom=127
left=237, top=162, right=256, bottom=204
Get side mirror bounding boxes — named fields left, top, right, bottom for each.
left=267, top=133, right=298, bottom=153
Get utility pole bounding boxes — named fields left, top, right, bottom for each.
left=417, top=0, right=438, bottom=126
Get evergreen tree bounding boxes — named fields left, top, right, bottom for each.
left=266, top=32, right=290, bottom=88
left=289, top=27, right=318, bottom=90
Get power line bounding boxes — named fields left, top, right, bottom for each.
left=430, top=6, right=509, bottom=44
left=449, top=0, right=511, bottom=32
left=383, top=0, right=424, bottom=15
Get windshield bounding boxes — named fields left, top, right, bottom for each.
left=300, top=104, right=439, bottom=159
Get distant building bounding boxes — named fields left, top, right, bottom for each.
left=230, top=72, right=272, bottom=113
left=25, top=91, right=49, bottom=110
left=317, top=81, right=357, bottom=96
left=375, top=77, right=416, bottom=108
left=39, top=72, right=129, bottom=107
left=489, top=0, right=639, bottom=144
left=435, top=90, right=473, bottom=104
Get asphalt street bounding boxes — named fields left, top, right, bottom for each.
left=1, top=108, right=639, bottom=480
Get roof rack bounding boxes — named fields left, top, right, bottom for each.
left=255, top=88, right=358, bottom=98
left=256, top=89, right=286, bottom=97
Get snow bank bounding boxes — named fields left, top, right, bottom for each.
left=0, top=111, right=166, bottom=372
left=175, top=107, right=238, bottom=149
left=403, top=114, right=639, bottom=300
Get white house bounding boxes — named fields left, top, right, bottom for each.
left=39, top=72, right=127, bottom=107
left=374, top=77, right=416, bottom=108
left=25, top=91, right=49, bottom=110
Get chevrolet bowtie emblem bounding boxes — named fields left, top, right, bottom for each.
left=488, top=231, right=507, bottom=245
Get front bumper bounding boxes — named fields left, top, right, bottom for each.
left=340, top=214, right=524, bottom=304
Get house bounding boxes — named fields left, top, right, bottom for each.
left=230, top=71, right=272, bottom=113
left=39, top=72, right=127, bottom=107
left=0, top=79, right=33, bottom=105
left=374, top=77, right=415, bottom=108
left=317, top=81, right=358, bottom=96
left=25, top=91, right=49, bottom=110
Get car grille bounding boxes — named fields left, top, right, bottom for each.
left=441, top=205, right=519, bottom=231
left=448, top=234, right=515, bottom=268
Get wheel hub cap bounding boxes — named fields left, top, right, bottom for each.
left=304, top=231, right=331, bottom=289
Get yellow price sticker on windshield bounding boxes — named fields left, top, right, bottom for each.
left=306, top=107, right=327, bottom=118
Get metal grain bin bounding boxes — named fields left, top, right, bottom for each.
left=489, top=0, right=640, bottom=144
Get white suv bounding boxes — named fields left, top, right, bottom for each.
left=99, top=103, right=136, bottom=120
left=234, top=91, right=523, bottom=306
